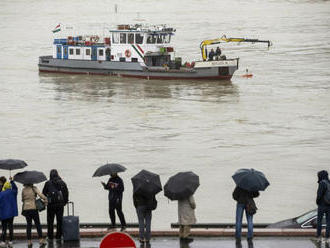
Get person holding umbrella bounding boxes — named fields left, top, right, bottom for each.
left=94, top=163, right=127, bottom=231
left=0, top=177, right=18, bottom=248
left=132, top=170, right=162, bottom=246
left=232, top=168, right=269, bottom=245
left=164, top=171, right=199, bottom=243
left=14, top=171, right=48, bottom=247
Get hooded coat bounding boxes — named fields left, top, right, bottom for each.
left=316, top=170, right=330, bottom=207
left=42, top=169, right=69, bottom=207
left=0, top=181, right=18, bottom=220
left=178, top=195, right=197, bottom=225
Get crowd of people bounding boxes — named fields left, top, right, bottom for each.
left=0, top=169, right=68, bottom=248
left=0, top=169, right=329, bottom=247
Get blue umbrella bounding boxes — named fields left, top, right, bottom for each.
left=232, top=168, right=270, bottom=191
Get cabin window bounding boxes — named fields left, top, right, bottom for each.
left=64, top=47, right=68, bottom=56
left=99, top=49, right=104, bottom=56
left=57, top=47, right=61, bottom=53
left=131, top=58, right=138, bottom=62
left=128, top=33, right=134, bottom=44
left=112, top=33, right=119, bottom=44
left=157, top=35, right=163, bottom=44
left=120, top=33, right=127, bottom=44
left=164, top=34, right=171, bottom=43
left=136, top=33, right=143, bottom=44
left=76, top=48, right=80, bottom=55
left=146, top=35, right=156, bottom=44
left=69, top=48, right=74, bottom=55
left=86, top=49, right=91, bottom=56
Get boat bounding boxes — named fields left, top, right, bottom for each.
left=38, top=24, right=271, bottom=81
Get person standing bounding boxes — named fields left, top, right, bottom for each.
left=178, top=195, right=196, bottom=242
left=42, top=169, right=69, bottom=240
left=22, top=183, right=48, bottom=247
left=0, top=177, right=18, bottom=248
left=102, top=173, right=126, bottom=231
left=232, top=186, right=259, bottom=244
left=208, top=49, right=215, bottom=61
left=315, top=170, right=330, bottom=243
left=133, top=192, right=157, bottom=246
left=215, top=46, right=222, bottom=60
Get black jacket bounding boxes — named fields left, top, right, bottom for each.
left=103, top=176, right=124, bottom=204
left=43, top=177, right=69, bottom=207
left=232, top=186, right=259, bottom=205
left=316, top=170, right=330, bottom=207
left=133, top=193, right=156, bottom=210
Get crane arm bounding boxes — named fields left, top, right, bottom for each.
left=200, top=35, right=272, bottom=61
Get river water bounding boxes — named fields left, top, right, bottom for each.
left=0, top=0, right=329, bottom=230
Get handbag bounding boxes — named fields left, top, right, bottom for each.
left=35, top=198, right=46, bottom=212
left=246, top=198, right=257, bottom=216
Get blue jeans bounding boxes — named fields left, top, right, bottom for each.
left=317, top=206, right=330, bottom=238
left=235, top=203, right=253, bottom=239
left=136, top=206, right=152, bottom=241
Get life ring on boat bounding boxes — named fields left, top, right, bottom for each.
left=125, top=49, right=131, bottom=58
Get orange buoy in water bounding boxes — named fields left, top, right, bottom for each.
left=241, top=69, right=253, bottom=78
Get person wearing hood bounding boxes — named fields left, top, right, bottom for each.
left=102, top=173, right=126, bottom=231
left=0, top=177, right=18, bottom=248
left=315, top=170, right=330, bottom=243
left=42, top=169, right=69, bottom=240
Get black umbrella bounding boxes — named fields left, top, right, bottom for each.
left=232, top=168, right=270, bottom=192
left=0, top=159, right=28, bottom=176
left=13, top=170, right=47, bottom=185
left=92, top=163, right=126, bottom=177
left=131, top=170, right=162, bottom=196
left=164, top=171, right=200, bottom=200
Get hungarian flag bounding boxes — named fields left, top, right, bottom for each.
left=52, top=24, right=61, bottom=33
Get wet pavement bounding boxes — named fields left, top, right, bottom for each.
left=6, top=237, right=329, bottom=248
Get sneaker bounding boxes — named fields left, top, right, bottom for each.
left=0, top=242, right=6, bottom=248
left=7, top=241, right=13, bottom=248
left=120, top=226, right=127, bottom=232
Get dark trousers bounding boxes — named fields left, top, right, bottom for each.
left=47, top=206, right=64, bottom=239
left=136, top=206, right=152, bottom=241
left=1, top=217, right=14, bottom=242
left=24, top=210, right=43, bottom=240
left=109, top=200, right=126, bottom=227
left=317, top=206, right=330, bottom=238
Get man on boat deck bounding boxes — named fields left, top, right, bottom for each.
left=215, top=46, right=222, bottom=60
left=208, top=49, right=215, bottom=61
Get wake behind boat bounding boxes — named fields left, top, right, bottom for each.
left=39, top=24, right=271, bottom=81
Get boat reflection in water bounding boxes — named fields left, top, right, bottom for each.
left=38, top=73, right=239, bottom=103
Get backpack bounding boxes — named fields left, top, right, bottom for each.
left=324, top=181, right=330, bottom=205
left=47, top=181, right=64, bottom=205
left=246, top=198, right=258, bottom=216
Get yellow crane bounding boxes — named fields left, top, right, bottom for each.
left=200, top=35, right=272, bottom=61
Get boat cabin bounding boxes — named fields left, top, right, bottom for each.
left=52, top=24, right=176, bottom=67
